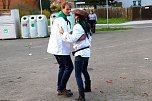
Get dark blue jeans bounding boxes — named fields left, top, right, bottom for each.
left=75, top=56, right=91, bottom=90
left=54, top=55, right=74, bottom=91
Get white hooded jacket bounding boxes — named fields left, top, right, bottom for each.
left=47, top=17, right=72, bottom=55
left=61, top=23, right=92, bottom=57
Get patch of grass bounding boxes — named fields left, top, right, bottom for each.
left=97, top=18, right=130, bottom=24
left=96, top=27, right=133, bottom=31
left=48, top=19, right=50, bottom=26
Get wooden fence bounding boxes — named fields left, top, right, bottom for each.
left=93, top=6, right=152, bottom=20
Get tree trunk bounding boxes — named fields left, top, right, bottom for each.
left=2, top=0, right=6, bottom=9
left=8, top=0, right=11, bottom=9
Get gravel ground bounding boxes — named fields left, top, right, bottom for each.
left=1, top=27, right=152, bottom=101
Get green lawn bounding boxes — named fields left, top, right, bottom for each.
left=96, top=27, right=133, bottom=31
left=97, top=18, right=130, bottom=24
left=48, top=18, right=132, bottom=31
left=48, top=18, right=130, bottom=26
left=96, top=18, right=132, bottom=31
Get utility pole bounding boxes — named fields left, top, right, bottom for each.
left=106, top=0, right=109, bottom=28
left=40, top=0, right=42, bottom=14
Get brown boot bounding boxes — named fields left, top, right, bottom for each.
left=58, top=89, right=73, bottom=97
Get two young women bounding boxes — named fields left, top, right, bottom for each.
left=59, top=9, right=92, bottom=101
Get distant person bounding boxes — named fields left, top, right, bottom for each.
left=59, top=9, right=92, bottom=101
left=47, top=2, right=73, bottom=97
left=88, top=10, right=97, bottom=34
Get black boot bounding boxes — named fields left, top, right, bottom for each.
left=84, top=80, right=91, bottom=92
left=75, top=89, right=85, bottom=101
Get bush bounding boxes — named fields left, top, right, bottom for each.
left=50, top=5, right=57, bottom=11
left=42, top=9, right=50, bottom=19
left=50, top=3, right=61, bottom=12
left=10, top=2, right=40, bottom=18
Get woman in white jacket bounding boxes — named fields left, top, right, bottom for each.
left=59, top=9, right=92, bottom=101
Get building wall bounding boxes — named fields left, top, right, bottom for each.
left=117, top=0, right=152, bottom=8
left=142, top=0, right=152, bottom=6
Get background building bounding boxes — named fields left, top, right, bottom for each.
left=116, top=0, right=152, bottom=8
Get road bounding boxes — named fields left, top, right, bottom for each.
left=1, top=25, right=152, bottom=101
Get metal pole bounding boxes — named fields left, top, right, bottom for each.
left=106, top=0, right=109, bottom=28
left=40, top=0, right=42, bottom=15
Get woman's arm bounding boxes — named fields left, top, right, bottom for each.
left=77, top=34, right=86, bottom=41
left=59, top=24, right=86, bottom=43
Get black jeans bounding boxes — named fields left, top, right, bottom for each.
left=89, top=20, right=96, bottom=33
left=75, top=56, right=91, bottom=90
left=54, top=55, right=74, bottom=91
left=90, top=24, right=96, bottom=33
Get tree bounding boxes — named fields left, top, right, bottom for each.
left=8, top=0, right=11, bottom=8
left=2, top=0, right=11, bottom=9
left=10, top=0, right=40, bottom=17
left=50, top=1, right=61, bottom=12
left=2, top=0, right=6, bottom=9
left=109, top=0, right=117, bottom=6
left=38, top=0, right=50, bottom=12
left=22, top=0, right=38, bottom=7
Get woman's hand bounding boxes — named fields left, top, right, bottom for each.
left=58, top=26, right=64, bottom=34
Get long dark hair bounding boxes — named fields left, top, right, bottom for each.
left=78, top=18, right=92, bottom=38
